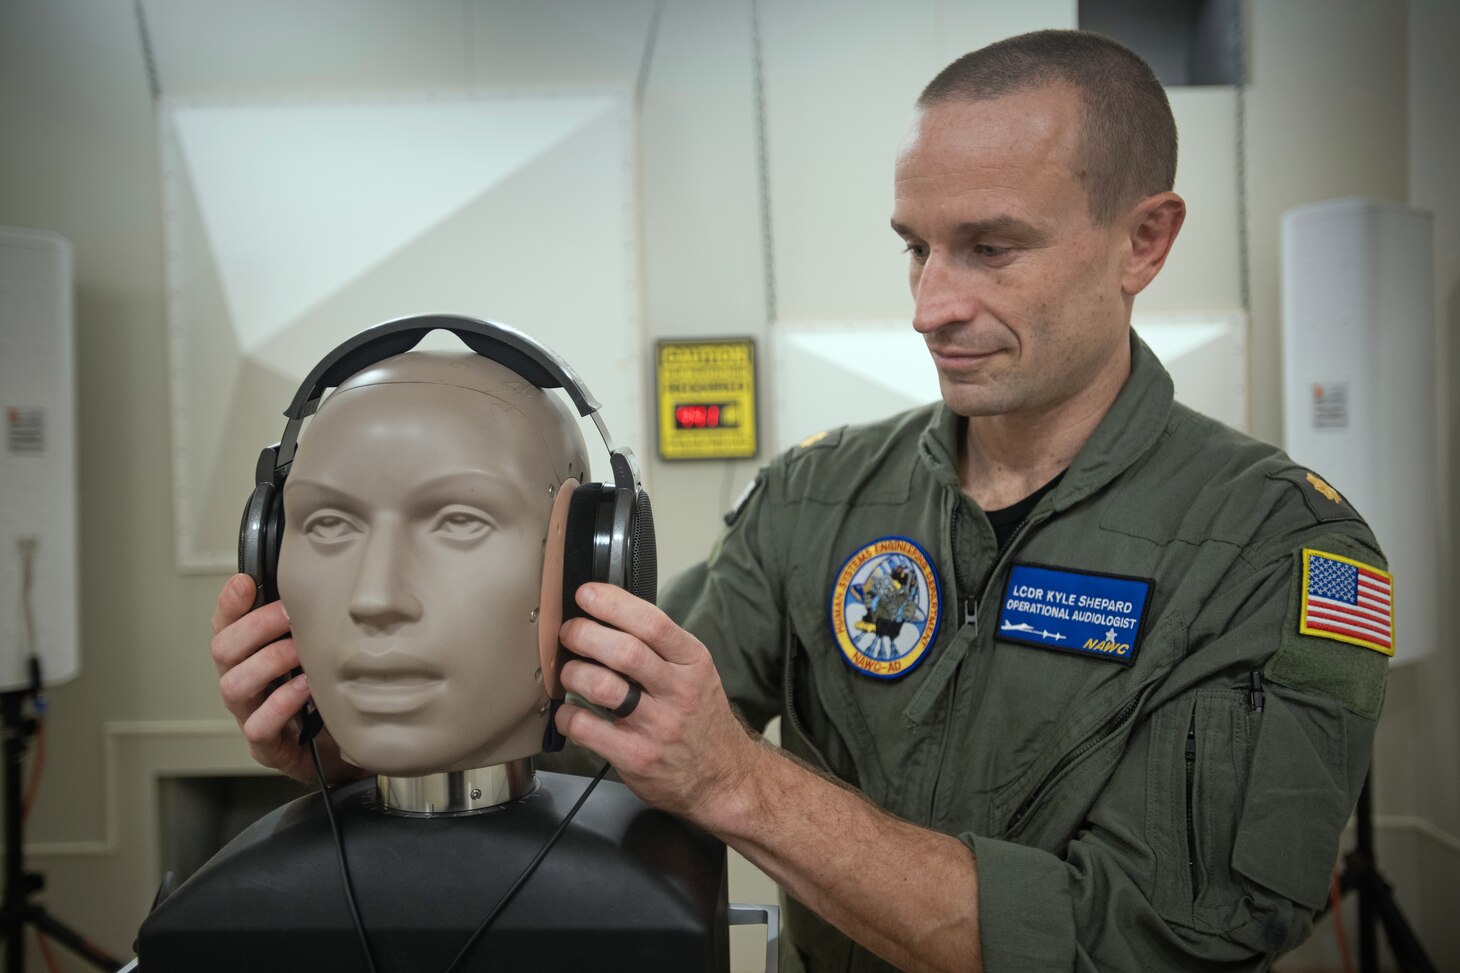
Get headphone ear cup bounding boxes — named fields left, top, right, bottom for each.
left=559, top=483, right=607, bottom=613
left=554, top=481, right=657, bottom=696
left=626, top=489, right=657, bottom=604
left=554, top=484, right=609, bottom=688
left=237, top=481, right=283, bottom=610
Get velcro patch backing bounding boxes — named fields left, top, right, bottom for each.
left=1266, top=545, right=1390, bottom=719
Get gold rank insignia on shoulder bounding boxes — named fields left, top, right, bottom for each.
left=1306, top=472, right=1343, bottom=504
left=798, top=430, right=830, bottom=450
left=1299, top=549, right=1393, bottom=656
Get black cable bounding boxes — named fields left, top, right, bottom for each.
left=313, top=746, right=610, bottom=973
left=440, top=761, right=612, bottom=973
left=310, top=738, right=380, bottom=973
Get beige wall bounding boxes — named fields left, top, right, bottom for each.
left=0, top=1, right=1455, bottom=969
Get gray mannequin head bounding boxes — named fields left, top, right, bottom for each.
left=276, top=350, right=589, bottom=776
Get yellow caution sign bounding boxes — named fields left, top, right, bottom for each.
left=655, top=338, right=758, bottom=460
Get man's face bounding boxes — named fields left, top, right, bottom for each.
left=892, top=84, right=1133, bottom=419
left=277, top=382, right=554, bottom=776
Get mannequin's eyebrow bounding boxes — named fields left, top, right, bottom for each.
left=285, top=478, right=362, bottom=508
left=408, top=470, right=534, bottom=509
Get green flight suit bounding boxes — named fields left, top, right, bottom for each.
left=660, top=334, right=1389, bottom=972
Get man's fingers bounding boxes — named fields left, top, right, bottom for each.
left=241, top=672, right=311, bottom=749
left=212, top=574, right=257, bottom=636
left=559, top=616, right=671, bottom=696
left=211, top=599, right=290, bottom=676
left=560, top=658, right=642, bottom=716
left=218, top=637, right=299, bottom=716
left=556, top=701, right=641, bottom=766
left=573, top=583, right=706, bottom=666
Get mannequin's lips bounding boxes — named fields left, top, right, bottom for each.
left=337, top=653, right=446, bottom=714
left=338, top=674, right=445, bottom=714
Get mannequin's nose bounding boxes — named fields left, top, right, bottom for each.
left=348, top=517, right=422, bottom=630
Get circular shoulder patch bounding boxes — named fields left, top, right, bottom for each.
left=829, top=536, right=942, bottom=680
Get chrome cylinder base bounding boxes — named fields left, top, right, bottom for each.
left=377, top=758, right=534, bottom=816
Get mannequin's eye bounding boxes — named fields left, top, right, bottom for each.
left=303, top=513, right=360, bottom=544
left=431, top=507, right=493, bottom=543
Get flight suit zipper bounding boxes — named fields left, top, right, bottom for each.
left=929, top=497, right=972, bottom=823
left=949, top=498, right=975, bottom=628
left=928, top=507, right=1037, bottom=822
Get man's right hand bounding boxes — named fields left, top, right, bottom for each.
left=210, top=574, right=361, bottom=785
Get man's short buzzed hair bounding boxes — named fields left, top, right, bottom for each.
left=919, top=29, right=1177, bottom=225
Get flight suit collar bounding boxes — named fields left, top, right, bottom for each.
left=917, top=331, right=1175, bottom=510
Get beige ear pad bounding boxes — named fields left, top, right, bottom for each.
left=538, top=476, right=579, bottom=700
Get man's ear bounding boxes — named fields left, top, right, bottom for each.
left=1121, top=191, right=1186, bottom=297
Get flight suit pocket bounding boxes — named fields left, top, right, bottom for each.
left=1148, top=689, right=1255, bottom=931
left=1231, top=686, right=1349, bottom=912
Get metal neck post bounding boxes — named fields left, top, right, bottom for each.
left=376, top=758, right=534, bottom=816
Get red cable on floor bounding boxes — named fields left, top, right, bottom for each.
left=34, top=928, right=63, bottom=973
left=22, top=720, right=46, bottom=822
left=26, top=718, right=61, bottom=973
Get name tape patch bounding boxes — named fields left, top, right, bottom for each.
left=997, top=563, right=1153, bottom=666
left=830, top=536, right=942, bottom=680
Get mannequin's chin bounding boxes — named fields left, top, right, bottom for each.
left=337, top=710, right=549, bottom=777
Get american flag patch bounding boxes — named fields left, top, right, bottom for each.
left=1299, top=549, right=1394, bottom=656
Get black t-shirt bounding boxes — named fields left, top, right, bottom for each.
left=985, top=472, right=1064, bottom=552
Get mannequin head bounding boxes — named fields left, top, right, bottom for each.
left=276, top=351, right=589, bottom=776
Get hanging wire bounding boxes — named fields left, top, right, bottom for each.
left=17, top=538, right=47, bottom=823
left=17, top=538, right=37, bottom=666
left=441, top=762, right=612, bottom=973
left=311, top=735, right=611, bottom=973
left=749, top=0, right=777, bottom=327
left=22, top=722, right=46, bottom=822
left=17, top=538, right=55, bottom=969
left=635, top=0, right=667, bottom=107
left=1233, top=0, right=1250, bottom=316
left=310, top=739, right=380, bottom=973
left=1232, top=0, right=1252, bottom=433
left=132, top=0, right=162, bottom=104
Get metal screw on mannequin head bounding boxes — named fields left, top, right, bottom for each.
left=529, top=608, right=539, bottom=623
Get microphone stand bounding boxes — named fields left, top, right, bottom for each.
left=1333, top=770, right=1437, bottom=973
left=0, top=662, right=121, bottom=972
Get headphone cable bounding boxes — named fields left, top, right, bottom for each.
left=313, top=746, right=610, bottom=973
left=440, top=761, right=611, bottom=973
left=311, top=738, right=381, bottom=973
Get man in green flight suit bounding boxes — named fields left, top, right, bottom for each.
left=213, top=29, right=1390, bottom=972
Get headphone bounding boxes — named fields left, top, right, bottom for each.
left=237, top=314, right=657, bottom=749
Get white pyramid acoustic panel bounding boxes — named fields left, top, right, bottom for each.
left=162, top=93, right=640, bottom=570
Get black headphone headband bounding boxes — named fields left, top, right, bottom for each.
left=285, top=314, right=601, bottom=421
left=270, top=314, right=625, bottom=483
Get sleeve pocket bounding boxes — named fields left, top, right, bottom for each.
left=1231, top=685, right=1348, bottom=911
